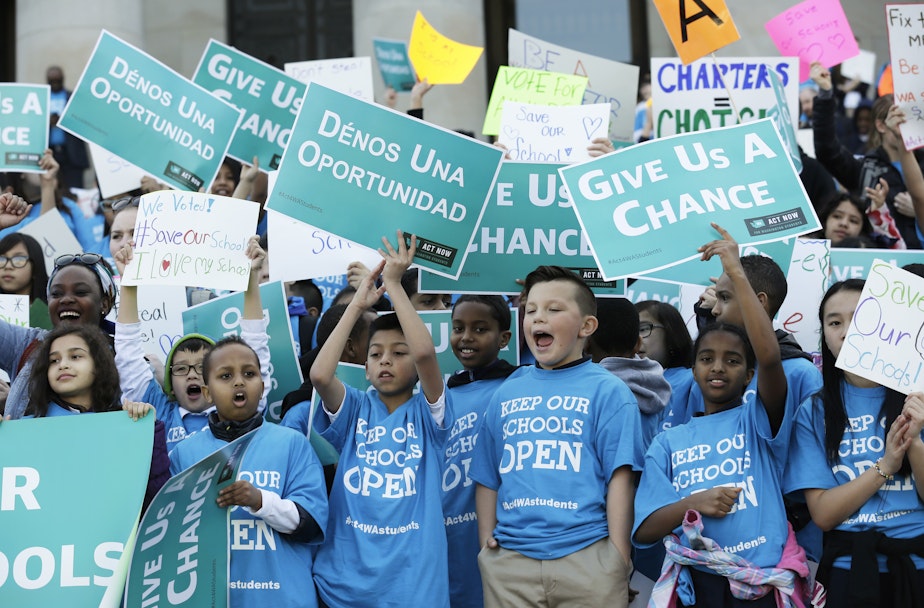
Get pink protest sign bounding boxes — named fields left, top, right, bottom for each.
left=765, top=0, right=859, bottom=82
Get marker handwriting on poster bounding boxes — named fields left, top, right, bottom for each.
left=765, top=0, right=859, bottom=81
left=123, top=191, right=258, bottom=291
left=295, top=109, right=468, bottom=222
left=499, top=102, right=610, bottom=163
left=483, top=67, right=587, bottom=135
left=886, top=4, right=924, bottom=150
left=90, top=55, right=218, bottom=160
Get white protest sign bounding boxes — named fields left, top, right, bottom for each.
left=89, top=142, right=149, bottom=199
left=507, top=28, right=638, bottom=141
left=0, top=294, right=30, bottom=328
left=135, top=285, right=188, bottom=358
left=796, top=128, right=816, bottom=158
left=267, top=210, right=381, bottom=283
left=774, top=238, right=829, bottom=356
left=836, top=260, right=924, bottom=394
left=651, top=57, right=799, bottom=139
left=284, top=57, right=374, bottom=102
left=887, top=4, right=924, bottom=150
left=122, top=191, right=259, bottom=291
left=18, top=209, right=83, bottom=275
left=840, top=49, right=876, bottom=85
left=498, top=102, right=611, bottom=164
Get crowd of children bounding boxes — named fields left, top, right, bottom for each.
left=1, top=26, right=924, bottom=607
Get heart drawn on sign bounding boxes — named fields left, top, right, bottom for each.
left=564, top=147, right=573, bottom=157
left=828, top=34, right=846, bottom=49
left=797, top=43, right=824, bottom=65
left=502, top=126, right=520, bottom=142
left=582, top=116, right=603, bottom=139
left=162, top=259, right=170, bottom=271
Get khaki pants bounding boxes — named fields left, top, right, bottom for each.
left=477, top=537, right=631, bottom=608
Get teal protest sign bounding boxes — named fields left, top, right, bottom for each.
left=182, top=281, right=302, bottom=423
left=126, top=429, right=257, bottom=608
left=193, top=40, right=305, bottom=171
left=418, top=309, right=520, bottom=381
left=766, top=68, right=802, bottom=174
left=0, top=84, right=49, bottom=172
left=559, top=119, right=820, bottom=280
left=419, top=162, right=625, bottom=295
left=372, top=38, right=416, bottom=92
left=266, top=83, right=504, bottom=279
left=58, top=30, right=242, bottom=192
left=0, top=412, right=152, bottom=607
left=830, top=248, right=924, bottom=283
left=638, top=238, right=798, bottom=287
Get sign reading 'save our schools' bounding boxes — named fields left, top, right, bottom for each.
left=58, top=30, right=242, bottom=192
left=559, top=118, right=819, bottom=280
left=266, top=83, right=505, bottom=280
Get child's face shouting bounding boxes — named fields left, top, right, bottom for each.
left=203, top=343, right=264, bottom=422
left=171, top=349, right=208, bottom=413
left=523, top=280, right=595, bottom=369
left=451, top=301, right=511, bottom=371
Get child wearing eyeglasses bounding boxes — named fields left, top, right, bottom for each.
left=113, top=236, right=272, bottom=452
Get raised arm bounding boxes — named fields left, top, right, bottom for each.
left=310, top=260, right=386, bottom=413
left=233, top=156, right=260, bottom=201
left=698, top=223, right=786, bottom=434
left=39, top=149, right=58, bottom=215
left=379, top=231, right=443, bottom=404
left=885, top=105, right=924, bottom=231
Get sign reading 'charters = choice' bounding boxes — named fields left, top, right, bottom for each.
left=559, top=118, right=819, bottom=280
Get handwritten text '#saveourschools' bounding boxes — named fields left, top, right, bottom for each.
left=295, top=110, right=469, bottom=223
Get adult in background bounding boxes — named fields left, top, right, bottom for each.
left=46, top=66, right=89, bottom=190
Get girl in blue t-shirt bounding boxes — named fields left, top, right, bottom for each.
left=634, top=224, right=807, bottom=607
left=785, top=279, right=924, bottom=606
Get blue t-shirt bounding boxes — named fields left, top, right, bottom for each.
left=634, top=389, right=798, bottom=569
left=169, top=423, right=328, bottom=608
left=444, top=374, right=515, bottom=608
left=784, top=381, right=924, bottom=571
left=469, top=360, right=644, bottom=560
left=140, top=378, right=210, bottom=453
left=313, top=386, right=453, bottom=608
left=681, top=356, right=821, bottom=423
left=659, top=367, right=697, bottom=432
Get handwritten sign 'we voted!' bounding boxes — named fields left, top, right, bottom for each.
left=498, top=102, right=610, bottom=164
left=122, top=191, right=259, bottom=291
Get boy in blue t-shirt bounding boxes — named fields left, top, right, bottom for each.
left=444, top=295, right=519, bottom=608
left=470, top=265, right=643, bottom=608
left=310, top=231, right=454, bottom=608
left=114, top=237, right=271, bottom=452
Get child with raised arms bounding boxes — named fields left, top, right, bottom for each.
left=310, top=231, right=453, bottom=607
left=633, top=224, right=814, bottom=607
left=471, top=265, right=643, bottom=608
left=114, top=236, right=271, bottom=452
left=169, top=334, right=327, bottom=607
left=444, top=294, right=519, bottom=608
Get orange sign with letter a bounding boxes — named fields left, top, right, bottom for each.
left=652, top=0, right=740, bottom=64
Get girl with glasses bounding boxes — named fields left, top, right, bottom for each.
left=0, top=233, right=51, bottom=329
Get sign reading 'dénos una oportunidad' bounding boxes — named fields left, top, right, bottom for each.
left=122, top=191, right=259, bottom=291
left=419, top=162, right=624, bottom=295
left=0, top=84, right=49, bottom=172
left=559, top=118, right=819, bottom=280
left=193, top=39, right=306, bottom=171
left=58, top=30, right=241, bottom=192
left=266, top=83, right=504, bottom=280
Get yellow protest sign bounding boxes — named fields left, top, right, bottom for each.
left=652, top=0, right=740, bottom=64
left=408, top=11, right=484, bottom=85
left=482, top=66, right=587, bottom=136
